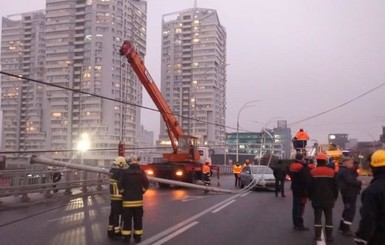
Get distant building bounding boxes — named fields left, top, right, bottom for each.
left=1, top=11, right=47, bottom=159
left=158, top=6, right=227, bottom=152
left=328, top=133, right=348, bottom=149
left=137, top=125, right=154, bottom=163
left=225, top=120, right=292, bottom=162
left=1, top=1, right=148, bottom=166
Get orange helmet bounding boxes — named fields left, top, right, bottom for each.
left=316, top=153, right=327, bottom=161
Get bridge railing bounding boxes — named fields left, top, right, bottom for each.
left=0, top=168, right=107, bottom=202
left=0, top=165, right=233, bottom=203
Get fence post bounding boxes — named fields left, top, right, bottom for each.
left=82, top=171, right=88, bottom=193
left=20, top=173, right=29, bottom=202
left=64, top=169, right=72, bottom=195
left=97, top=173, right=103, bottom=191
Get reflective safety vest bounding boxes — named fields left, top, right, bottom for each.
left=233, top=165, right=242, bottom=174
left=202, top=164, right=211, bottom=174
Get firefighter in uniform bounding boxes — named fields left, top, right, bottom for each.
left=107, top=156, right=127, bottom=239
left=233, top=162, right=242, bottom=187
left=119, top=155, right=149, bottom=243
left=355, top=150, right=385, bottom=245
left=307, top=153, right=338, bottom=242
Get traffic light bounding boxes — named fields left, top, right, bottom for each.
left=118, top=142, right=125, bottom=157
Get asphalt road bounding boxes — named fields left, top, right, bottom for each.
left=0, top=175, right=370, bottom=245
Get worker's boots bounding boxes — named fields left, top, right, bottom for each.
left=325, top=227, right=334, bottom=242
left=107, top=229, right=114, bottom=239
left=340, top=222, right=354, bottom=236
left=133, top=234, right=142, bottom=243
left=314, top=226, right=322, bottom=241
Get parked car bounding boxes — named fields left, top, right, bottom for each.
left=239, top=165, right=276, bottom=190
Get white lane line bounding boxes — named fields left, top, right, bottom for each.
left=151, top=221, right=199, bottom=245
left=211, top=200, right=236, bottom=213
left=140, top=193, right=241, bottom=245
left=240, top=191, right=251, bottom=197
left=316, top=230, right=326, bottom=245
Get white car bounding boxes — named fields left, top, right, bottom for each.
left=239, top=165, right=276, bottom=190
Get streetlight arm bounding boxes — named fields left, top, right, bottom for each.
left=236, top=99, right=262, bottom=162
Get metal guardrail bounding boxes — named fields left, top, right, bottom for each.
left=0, top=164, right=234, bottom=204
left=0, top=168, right=107, bottom=202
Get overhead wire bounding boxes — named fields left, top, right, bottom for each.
left=288, top=82, right=385, bottom=126
left=1, top=71, right=383, bottom=149
left=0, top=70, right=238, bottom=132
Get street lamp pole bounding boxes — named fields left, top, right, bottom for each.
left=236, top=100, right=261, bottom=162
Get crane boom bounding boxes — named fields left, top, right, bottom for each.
left=119, top=40, right=199, bottom=162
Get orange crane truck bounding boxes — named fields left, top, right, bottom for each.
left=119, top=40, right=211, bottom=186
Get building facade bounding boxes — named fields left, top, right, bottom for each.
left=1, top=0, right=148, bottom=166
left=158, top=7, right=227, bottom=151
left=1, top=11, right=47, bottom=160
left=226, top=121, right=292, bottom=162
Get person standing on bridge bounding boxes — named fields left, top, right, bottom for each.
left=355, top=150, right=385, bottom=245
left=336, top=157, right=362, bottom=236
left=233, top=161, right=242, bottom=187
left=307, top=153, right=338, bottom=242
left=273, top=160, right=287, bottom=197
left=202, top=160, right=212, bottom=188
left=119, top=155, right=149, bottom=243
left=107, top=156, right=127, bottom=240
left=289, top=153, right=310, bottom=231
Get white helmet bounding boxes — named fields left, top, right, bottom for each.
left=113, top=156, right=127, bottom=168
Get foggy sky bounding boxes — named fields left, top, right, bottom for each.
left=1, top=0, right=385, bottom=143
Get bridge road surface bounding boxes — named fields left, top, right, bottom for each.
left=0, top=174, right=368, bottom=245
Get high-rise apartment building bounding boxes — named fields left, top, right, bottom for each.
left=1, top=11, right=47, bottom=159
left=1, top=0, right=147, bottom=166
left=159, top=7, right=227, bottom=150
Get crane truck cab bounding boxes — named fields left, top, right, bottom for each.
left=317, top=143, right=343, bottom=171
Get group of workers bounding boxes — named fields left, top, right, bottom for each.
left=232, top=159, right=252, bottom=187
left=287, top=147, right=385, bottom=244
left=107, top=155, right=149, bottom=244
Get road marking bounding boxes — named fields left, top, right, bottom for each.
left=151, top=221, right=199, bottom=245
left=211, top=199, right=236, bottom=213
left=140, top=193, right=241, bottom=245
left=240, top=191, right=251, bottom=197
left=181, top=195, right=205, bottom=202
left=316, top=230, right=326, bottom=245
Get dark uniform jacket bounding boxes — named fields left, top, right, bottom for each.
left=307, top=166, right=338, bottom=208
left=119, top=164, right=149, bottom=207
left=355, top=172, right=385, bottom=245
left=336, top=166, right=362, bottom=199
left=289, top=161, right=310, bottom=197
left=273, top=164, right=286, bottom=180
left=109, top=167, right=124, bottom=201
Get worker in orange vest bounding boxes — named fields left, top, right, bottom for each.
left=202, top=160, right=211, bottom=187
left=293, top=128, right=310, bottom=152
left=233, top=162, right=242, bottom=187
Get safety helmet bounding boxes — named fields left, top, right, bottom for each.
left=315, top=153, right=327, bottom=161
left=113, top=156, right=127, bottom=168
left=129, top=154, right=140, bottom=164
left=370, top=150, right=385, bottom=168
